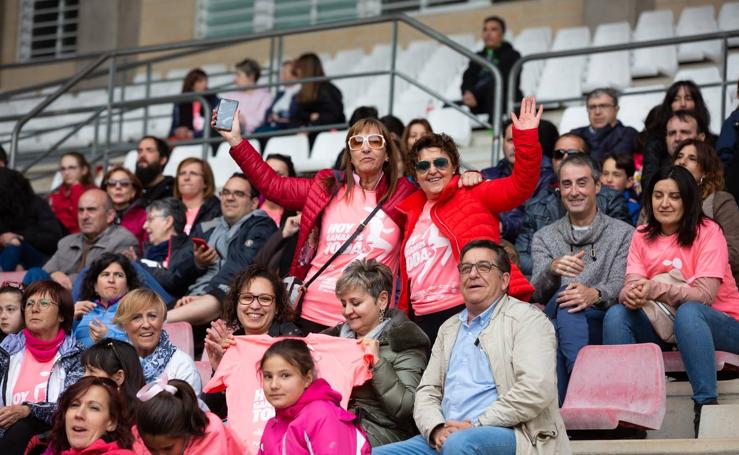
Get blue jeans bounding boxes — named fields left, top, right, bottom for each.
left=545, top=286, right=605, bottom=405
left=603, top=303, right=739, bottom=404
left=0, top=242, right=48, bottom=271
left=373, top=427, right=516, bottom=455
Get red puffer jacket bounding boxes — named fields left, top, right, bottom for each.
left=397, top=126, right=541, bottom=311
left=229, top=139, right=416, bottom=279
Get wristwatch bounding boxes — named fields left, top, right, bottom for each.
left=593, top=289, right=604, bottom=306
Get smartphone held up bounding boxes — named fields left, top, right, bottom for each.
left=215, top=98, right=239, bottom=131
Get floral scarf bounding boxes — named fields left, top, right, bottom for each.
left=140, top=329, right=177, bottom=383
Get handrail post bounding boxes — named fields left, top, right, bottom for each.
left=143, top=63, right=152, bottom=135
left=92, top=115, right=100, bottom=161
left=268, top=36, right=275, bottom=90
left=104, top=54, right=117, bottom=173
left=388, top=19, right=398, bottom=115
left=198, top=95, right=212, bottom=159
left=720, top=37, right=728, bottom=122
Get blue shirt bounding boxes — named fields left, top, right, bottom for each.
left=441, top=300, right=499, bottom=422
left=72, top=299, right=129, bottom=348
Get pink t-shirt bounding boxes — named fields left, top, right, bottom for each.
left=223, top=88, right=273, bottom=134
left=184, top=208, right=199, bottom=235
left=11, top=354, right=55, bottom=404
left=204, top=334, right=373, bottom=454
left=627, top=221, right=739, bottom=320
left=300, top=184, right=401, bottom=326
left=405, top=201, right=464, bottom=316
left=260, top=204, right=283, bottom=228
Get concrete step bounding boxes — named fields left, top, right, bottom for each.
left=572, top=438, right=739, bottom=455
left=699, top=404, right=739, bottom=439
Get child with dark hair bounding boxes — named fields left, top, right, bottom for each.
left=258, top=339, right=371, bottom=455
left=81, top=338, right=145, bottom=410
left=133, top=377, right=244, bottom=454
left=600, top=152, right=640, bottom=225
left=0, top=283, right=23, bottom=343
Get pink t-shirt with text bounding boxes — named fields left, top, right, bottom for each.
left=405, top=201, right=464, bottom=316
left=301, top=184, right=401, bottom=326
left=11, top=354, right=55, bottom=404
left=627, top=221, right=739, bottom=320
left=204, top=334, right=373, bottom=454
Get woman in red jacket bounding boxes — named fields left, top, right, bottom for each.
left=49, top=152, right=96, bottom=234
left=215, top=111, right=419, bottom=332
left=397, top=96, right=542, bottom=342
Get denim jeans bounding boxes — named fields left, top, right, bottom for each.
left=0, top=242, right=48, bottom=272
left=545, top=286, right=605, bottom=405
left=373, top=427, right=516, bottom=455
left=603, top=303, right=739, bottom=404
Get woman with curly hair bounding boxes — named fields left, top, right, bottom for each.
left=0, top=168, right=64, bottom=272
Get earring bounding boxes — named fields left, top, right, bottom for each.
left=699, top=176, right=704, bottom=185
left=379, top=308, right=386, bottom=321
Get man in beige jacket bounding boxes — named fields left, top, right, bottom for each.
left=375, top=239, right=571, bottom=455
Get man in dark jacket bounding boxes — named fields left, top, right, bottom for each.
left=134, top=136, right=175, bottom=207
left=166, top=173, right=277, bottom=325
left=516, top=133, right=630, bottom=276
left=570, top=88, right=637, bottom=163
left=461, top=16, right=523, bottom=116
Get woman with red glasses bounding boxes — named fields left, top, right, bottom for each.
left=396, top=97, right=543, bottom=342
left=215, top=112, right=416, bottom=333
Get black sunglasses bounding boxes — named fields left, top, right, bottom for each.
left=415, top=157, right=450, bottom=173
left=553, top=149, right=586, bottom=160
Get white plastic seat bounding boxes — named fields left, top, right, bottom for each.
left=676, top=6, right=721, bottom=62
left=558, top=106, right=590, bottom=134
left=584, top=22, right=631, bottom=92
left=536, top=27, right=590, bottom=101
left=163, top=145, right=207, bottom=177
left=50, top=172, right=62, bottom=192
left=122, top=150, right=138, bottom=172
left=264, top=134, right=310, bottom=174
left=632, top=10, right=678, bottom=77
left=514, top=27, right=552, bottom=96
left=307, top=130, right=348, bottom=172
left=619, top=88, right=666, bottom=131
left=719, top=2, right=739, bottom=46
left=674, top=66, right=721, bottom=84
left=427, top=108, right=471, bottom=147
left=212, top=141, right=248, bottom=189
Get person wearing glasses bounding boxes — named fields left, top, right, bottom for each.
left=202, top=264, right=301, bottom=417
left=374, top=240, right=570, bottom=455
left=166, top=174, right=277, bottom=325
left=102, top=166, right=147, bottom=248
left=570, top=88, right=638, bottom=163
left=396, top=97, right=543, bottom=343
left=515, top=133, right=631, bottom=276
left=0, top=280, right=84, bottom=455
left=0, top=282, right=24, bottom=343
left=174, top=158, right=221, bottom=236
left=321, top=259, right=429, bottom=448
left=531, top=154, right=634, bottom=405
left=216, top=112, right=423, bottom=334
left=49, top=152, right=97, bottom=235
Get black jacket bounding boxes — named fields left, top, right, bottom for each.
left=461, top=42, right=523, bottom=115
left=0, top=195, right=64, bottom=256
left=290, top=82, right=346, bottom=128
left=169, top=94, right=219, bottom=137
left=191, top=195, right=222, bottom=228
left=138, top=176, right=175, bottom=208
left=570, top=121, right=638, bottom=163
left=140, top=234, right=204, bottom=298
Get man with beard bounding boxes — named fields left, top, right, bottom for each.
left=135, top=136, right=175, bottom=207
left=530, top=154, right=633, bottom=405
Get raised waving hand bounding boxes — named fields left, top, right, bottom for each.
left=510, top=96, right=543, bottom=130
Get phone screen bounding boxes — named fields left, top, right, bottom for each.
left=215, top=98, right=239, bottom=131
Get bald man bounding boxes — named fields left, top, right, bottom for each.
left=42, top=189, right=138, bottom=288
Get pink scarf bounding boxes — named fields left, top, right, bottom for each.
left=24, top=328, right=65, bottom=363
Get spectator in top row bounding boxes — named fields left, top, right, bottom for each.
left=255, top=59, right=300, bottom=133
left=289, top=53, right=346, bottom=130
left=570, top=88, right=637, bottom=163
left=0, top=168, right=63, bottom=272
left=461, top=15, right=522, bottom=117
left=169, top=68, right=219, bottom=141
left=49, top=152, right=96, bottom=235
left=225, top=58, right=273, bottom=135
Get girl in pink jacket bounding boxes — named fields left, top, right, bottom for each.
left=258, top=339, right=371, bottom=455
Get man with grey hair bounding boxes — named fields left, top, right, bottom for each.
left=36, top=188, right=139, bottom=288
left=531, top=154, right=633, bottom=405
left=136, top=198, right=205, bottom=298
left=571, top=87, right=637, bottom=162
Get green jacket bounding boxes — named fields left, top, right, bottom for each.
left=323, top=309, right=430, bottom=447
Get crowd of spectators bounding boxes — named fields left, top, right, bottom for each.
left=0, top=12, right=738, bottom=455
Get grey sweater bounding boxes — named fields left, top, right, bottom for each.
left=531, top=211, right=634, bottom=306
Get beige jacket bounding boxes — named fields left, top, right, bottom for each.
left=413, top=295, right=571, bottom=455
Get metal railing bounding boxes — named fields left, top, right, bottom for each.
left=507, top=29, right=739, bottom=119
left=3, top=13, right=502, bottom=172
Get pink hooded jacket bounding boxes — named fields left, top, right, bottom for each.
left=258, top=378, right=371, bottom=455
